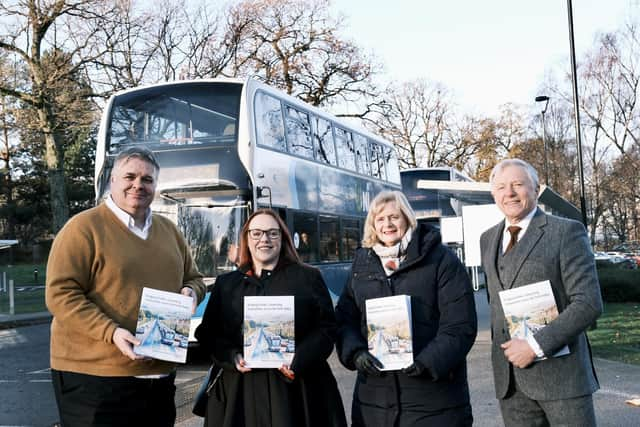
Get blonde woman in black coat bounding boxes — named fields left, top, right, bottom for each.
left=195, top=209, right=346, bottom=427
left=336, top=191, right=477, bottom=427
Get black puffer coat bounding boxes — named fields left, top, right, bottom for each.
left=335, top=224, right=477, bottom=427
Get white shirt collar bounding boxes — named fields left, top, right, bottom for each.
left=105, top=195, right=153, bottom=240
left=501, top=207, right=537, bottom=252
left=505, top=206, right=537, bottom=232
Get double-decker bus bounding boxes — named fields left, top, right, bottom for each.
left=94, top=77, right=401, bottom=336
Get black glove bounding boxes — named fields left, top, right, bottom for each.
left=353, top=350, right=384, bottom=376
left=401, top=360, right=426, bottom=377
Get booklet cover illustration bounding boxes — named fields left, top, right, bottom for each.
left=365, top=294, right=413, bottom=371
left=243, top=296, right=295, bottom=368
left=133, top=287, right=193, bottom=363
left=498, top=280, right=570, bottom=360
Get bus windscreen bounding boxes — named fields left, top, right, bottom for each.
left=107, top=83, right=242, bottom=153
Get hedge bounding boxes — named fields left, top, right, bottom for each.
left=596, top=262, right=640, bottom=302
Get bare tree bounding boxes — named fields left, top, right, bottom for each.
left=221, top=0, right=380, bottom=109
left=493, top=103, right=526, bottom=154
left=522, top=101, right=579, bottom=199
left=458, top=105, right=526, bottom=181
left=557, top=22, right=640, bottom=244
left=581, top=25, right=640, bottom=155
left=443, top=114, right=485, bottom=175
left=601, top=148, right=640, bottom=244
left=0, top=54, right=19, bottom=238
left=369, top=79, right=454, bottom=169
left=0, top=0, right=119, bottom=231
left=176, top=3, right=231, bottom=79
left=88, top=0, right=227, bottom=87
left=459, top=117, right=500, bottom=181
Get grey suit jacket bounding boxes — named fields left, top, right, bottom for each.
left=480, top=208, right=602, bottom=401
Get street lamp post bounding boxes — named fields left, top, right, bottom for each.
left=535, top=95, right=550, bottom=186
left=567, top=0, right=588, bottom=228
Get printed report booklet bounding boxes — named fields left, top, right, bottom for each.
left=498, top=280, right=570, bottom=360
left=133, top=287, right=193, bottom=363
left=365, top=294, right=413, bottom=371
left=243, top=295, right=295, bottom=368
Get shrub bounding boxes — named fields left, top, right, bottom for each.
left=597, top=264, right=640, bottom=302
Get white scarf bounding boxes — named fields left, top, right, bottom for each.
left=372, top=229, right=413, bottom=276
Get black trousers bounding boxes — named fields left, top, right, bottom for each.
left=51, top=369, right=176, bottom=427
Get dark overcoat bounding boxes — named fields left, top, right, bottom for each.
left=335, top=224, right=477, bottom=427
left=195, top=260, right=347, bottom=427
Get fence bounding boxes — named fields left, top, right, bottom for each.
left=0, top=264, right=47, bottom=315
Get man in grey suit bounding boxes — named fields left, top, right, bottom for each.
left=480, top=158, right=602, bottom=426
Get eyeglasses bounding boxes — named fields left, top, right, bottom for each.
left=248, top=228, right=281, bottom=240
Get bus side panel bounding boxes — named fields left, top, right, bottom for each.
left=255, top=149, right=295, bottom=208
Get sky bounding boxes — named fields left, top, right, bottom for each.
left=332, top=0, right=638, bottom=116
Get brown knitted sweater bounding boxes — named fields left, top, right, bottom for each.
left=46, top=203, right=205, bottom=376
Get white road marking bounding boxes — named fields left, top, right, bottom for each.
left=27, top=368, right=50, bottom=375
left=597, top=387, right=639, bottom=399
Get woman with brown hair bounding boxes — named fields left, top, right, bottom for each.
left=195, top=209, right=346, bottom=427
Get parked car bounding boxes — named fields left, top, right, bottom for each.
left=623, top=253, right=640, bottom=267
left=604, top=255, right=638, bottom=269
left=612, top=256, right=637, bottom=269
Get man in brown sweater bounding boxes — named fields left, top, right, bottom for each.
left=46, top=147, right=205, bottom=427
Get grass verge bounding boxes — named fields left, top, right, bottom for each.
left=0, top=263, right=47, bottom=314
left=587, top=302, right=640, bottom=366
left=0, top=288, right=47, bottom=314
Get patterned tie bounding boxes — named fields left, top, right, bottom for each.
left=505, top=226, right=521, bottom=253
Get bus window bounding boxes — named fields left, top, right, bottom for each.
left=335, top=127, right=356, bottom=171
left=255, top=91, right=286, bottom=152
left=108, top=85, right=241, bottom=152
left=319, top=216, right=340, bottom=262
left=341, top=218, right=360, bottom=261
left=146, top=101, right=191, bottom=143
left=177, top=204, right=245, bottom=277
left=354, top=133, right=370, bottom=176
left=293, top=212, right=318, bottom=262
left=313, top=116, right=337, bottom=166
left=284, top=105, right=313, bottom=159
left=384, top=146, right=401, bottom=183
left=369, top=142, right=386, bottom=180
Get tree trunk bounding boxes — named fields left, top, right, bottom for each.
left=41, top=108, right=69, bottom=232
left=47, top=168, right=69, bottom=232
left=1, top=103, right=16, bottom=238
left=3, top=172, right=16, bottom=239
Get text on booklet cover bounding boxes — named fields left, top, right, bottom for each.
left=133, top=287, right=193, bottom=363
left=243, top=296, right=295, bottom=368
left=498, top=280, right=570, bottom=360
left=365, top=294, right=413, bottom=371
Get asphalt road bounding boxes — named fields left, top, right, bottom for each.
left=179, top=291, right=640, bottom=426
left=2, top=291, right=639, bottom=426
left=0, top=323, right=58, bottom=426
left=0, top=321, right=211, bottom=427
